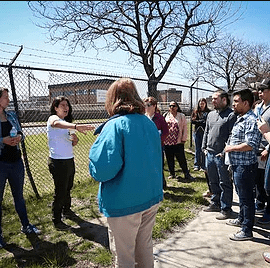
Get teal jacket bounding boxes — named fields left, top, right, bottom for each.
left=89, top=113, right=163, bottom=217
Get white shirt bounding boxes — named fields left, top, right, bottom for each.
left=47, top=115, right=74, bottom=159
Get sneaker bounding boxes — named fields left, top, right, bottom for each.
left=226, top=218, right=242, bottom=227
left=21, top=224, right=42, bottom=235
left=263, top=252, right=270, bottom=263
left=216, top=210, right=233, bottom=220
left=0, top=235, right=6, bottom=249
left=255, top=208, right=265, bottom=215
left=203, top=203, right=221, bottom=212
left=203, top=191, right=212, bottom=198
left=257, top=215, right=270, bottom=225
left=193, top=167, right=199, bottom=171
left=54, top=221, right=71, bottom=231
left=229, top=230, right=253, bottom=241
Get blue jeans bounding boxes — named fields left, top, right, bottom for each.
left=206, top=152, right=233, bottom=211
left=264, top=155, right=270, bottom=196
left=0, top=159, right=29, bottom=234
left=232, top=164, right=257, bottom=235
left=193, top=130, right=205, bottom=169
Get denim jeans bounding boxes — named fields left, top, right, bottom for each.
left=264, top=155, right=270, bottom=196
left=0, top=159, right=29, bottom=234
left=206, top=152, right=233, bottom=211
left=193, top=130, right=205, bottom=169
left=232, top=163, right=257, bottom=235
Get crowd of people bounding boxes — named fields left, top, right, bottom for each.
left=3, top=76, right=270, bottom=265
left=195, top=80, right=270, bottom=262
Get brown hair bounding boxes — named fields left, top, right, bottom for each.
left=50, top=96, right=73, bottom=123
left=0, top=87, right=8, bottom=98
left=105, top=78, right=145, bottom=116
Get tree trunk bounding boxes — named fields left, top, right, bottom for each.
left=148, top=78, right=158, bottom=99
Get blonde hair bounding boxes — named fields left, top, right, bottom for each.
left=105, top=78, right=145, bottom=116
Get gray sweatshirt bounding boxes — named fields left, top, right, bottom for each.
left=202, top=106, right=237, bottom=154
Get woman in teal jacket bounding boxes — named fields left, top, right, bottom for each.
left=89, top=78, right=163, bottom=268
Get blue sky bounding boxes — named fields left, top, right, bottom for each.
left=1, top=1, right=270, bottom=99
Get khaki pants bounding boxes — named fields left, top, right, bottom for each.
left=107, top=203, right=160, bottom=268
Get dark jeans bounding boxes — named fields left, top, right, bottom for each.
left=164, top=143, right=189, bottom=176
left=48, top=157, right=75, bottom=224
left=206, top=152, right=233, bottom=211
left=193, top=130, right=205, bottom=169
left=0, top=159, right=29, bottom=234
left=232, top=163, right=257, bottom=236
left=255, top=168, right=270, bottom=212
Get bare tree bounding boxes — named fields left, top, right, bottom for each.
left=247, top=43, right=270, bottom=82
left=28, top=1, right=242, bottom=97
left=188, top=34, right=270, bottom=93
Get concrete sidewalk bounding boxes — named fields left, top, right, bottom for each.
left=153, top=189, right=270, bottom=268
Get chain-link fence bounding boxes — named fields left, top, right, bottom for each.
left=0, top=65, right=214, bottom=202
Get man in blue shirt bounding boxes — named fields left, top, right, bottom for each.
left=225, top=88, right=261, bottom=241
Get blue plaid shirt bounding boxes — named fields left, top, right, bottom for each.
left=227, top=109, right=261, bottom=165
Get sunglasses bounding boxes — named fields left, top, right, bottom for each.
left=169, top=105, right=177, bottom=108
left=146, top=103, right=153, bottom=107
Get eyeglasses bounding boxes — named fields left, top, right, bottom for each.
left=169, top=105, right=177, bottom=108
left=146, top=103, right=153, bottom=107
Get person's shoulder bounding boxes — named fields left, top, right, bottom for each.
left=6, top=110, right=16, bottom=116
left=208, top=109, right=215, bottom=114
left=48, top=114, right=59, bottom=121
left=154, top=112, right=165, bottom=120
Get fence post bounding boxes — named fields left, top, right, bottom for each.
left=8, top=47, right=40, bottom=199
left=189, top=78, right=198, bottom=148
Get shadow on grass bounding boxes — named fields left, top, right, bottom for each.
left=5, top=234, right=76, bottom=267
left=164, top=185, right=209, bottom=206
left=68, top=213, right=109, bottom=249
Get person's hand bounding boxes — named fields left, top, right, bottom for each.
left=3, top=134, right=21, bottom=146
left=257, top=117, right=270, bottom=135
left=71, top=134, right=79, bottom=146
left=76, top=124, right=95, bottom=134
left=266, top=189, right=270, bottom=197
left=224, top=145, right=233, bottom=153
left=261, top=149, right=268, bottom=161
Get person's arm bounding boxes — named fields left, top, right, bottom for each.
left=160, top=115, right=169, bottom=144
left=50, top=115, right=94, bottom=134
left=180, top=113, right=188, bottom=143
left=225, top=143, right=253, bottom=152
left=257, top=117, right=270, bottom=143
left=201, top=116, right=210, bottom=152
left=89, top=121, right=123, bottom=182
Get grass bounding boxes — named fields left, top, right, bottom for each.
left=0, top=124, right=210, bottom=267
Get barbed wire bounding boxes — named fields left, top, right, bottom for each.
left=0, top=41, right=181, bottom=82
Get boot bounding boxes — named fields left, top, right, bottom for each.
left=185, top=172, right=195, bottom=181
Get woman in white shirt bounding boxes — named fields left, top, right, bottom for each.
left=47, top=96, right=94, bottom=230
